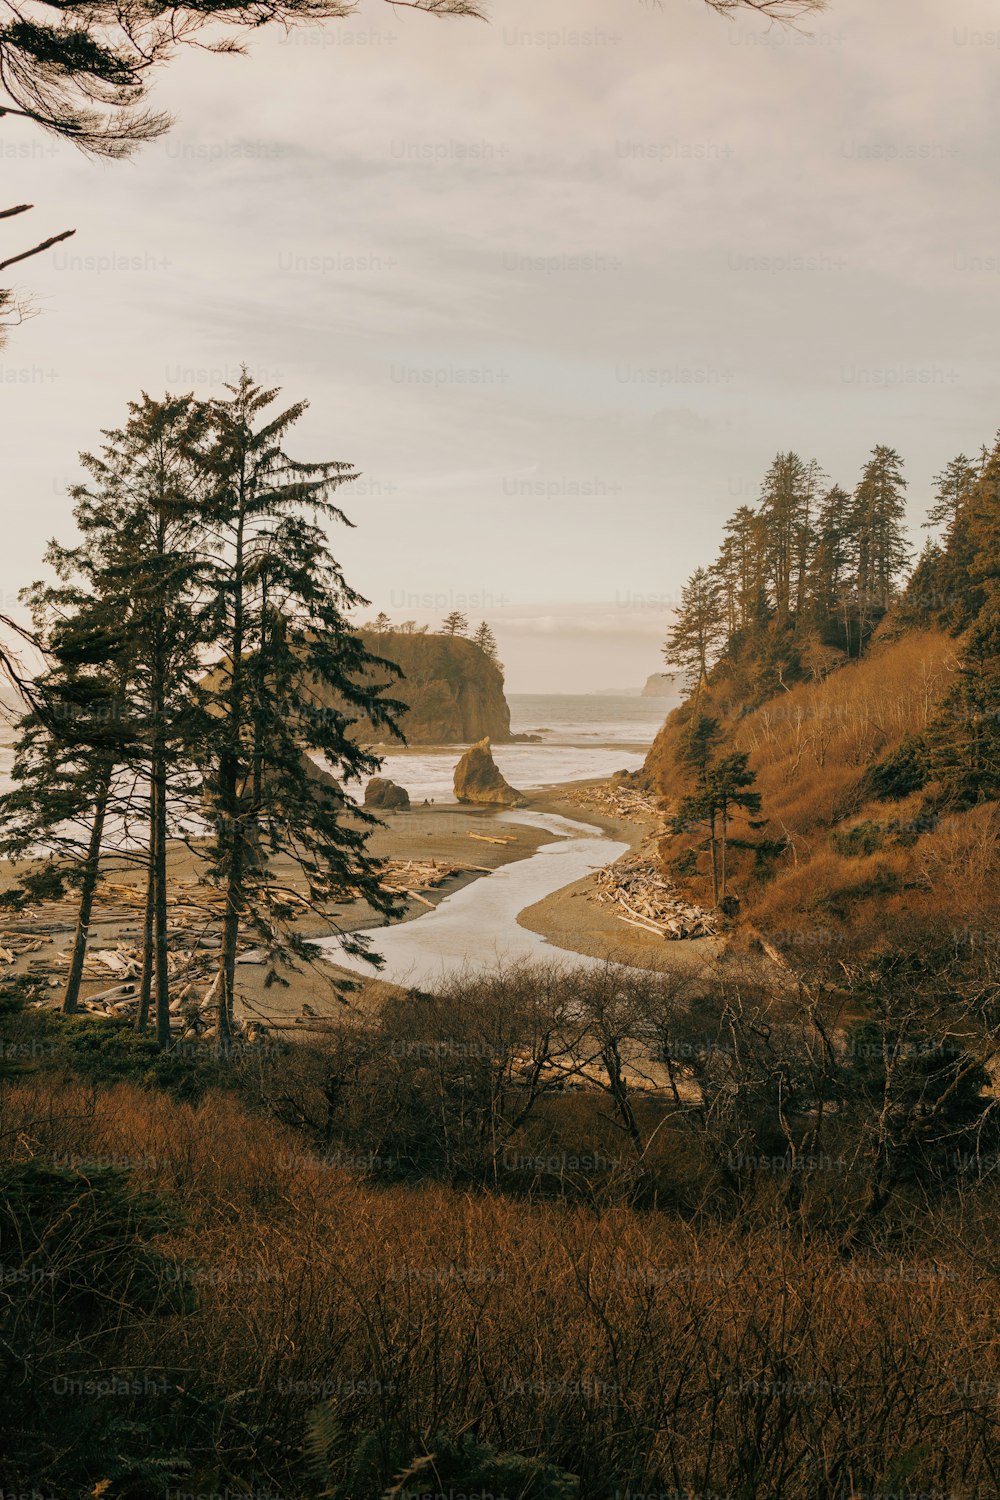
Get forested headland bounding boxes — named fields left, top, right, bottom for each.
left=650, top=439, right=1000, bottom=963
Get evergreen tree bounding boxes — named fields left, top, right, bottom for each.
left=711, top=505, right=769, bottom=650
left=793, top=458, right=824, bottom=619
left=966, top=433, right=1000, bottom=616
left=0, top=589, right=139, bottom=1016
left=706, top=750, right=762, bottom=900
left=851, top=445, right=911, bottom=634
left=441, top=611, right=468, bottom=636
left=670, top=714, right=723, bottom=901
left=668, top=712, right=764, bottom=906
left=0, top=0, right=482, bottom=158
left=712, top=532, right=740, bottom=647
left=197, top=373, right=405, bottom=1054
left=757, top=451, right=812, bottom=621
left=900, top=445, right=992, bottom=634
left=926, top=612, right=1000, bottom=807
left=664, top=568, right=724, bottom=694
left=806, top=483, right=857, bottom=651
left=65, top=394, right=209, bottom=1044
left=472, top=620, right=502, bottom=670
left=925, top=454, right=978, bottom=540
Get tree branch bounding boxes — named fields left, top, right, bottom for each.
left=0, top=226, right=76, bottom=274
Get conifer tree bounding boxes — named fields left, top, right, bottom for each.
left=706, top=750, right=762, bottom=899
left=851, top=445, right=911, bottom=635
left=0, top=588, right=139, bottom=1015
left=757, top=451, right=812, bottom=621
left=196, top=373, right=405, bottom=1054
left=927, top=612, right=1000, bottom=807
left=65, top=394, right=209, bottom=1045
left=966, top=433, right=1000, bottom=617
left=441, top=611, right=469, bottom=636
left=806, top=483, right=857, bottom=650
left=925, top=454, right=978, bottom=540
left=713, top=505, right=768, bottom=647
left=0, top=0, right=483, bottom=159
left=664, top=568, right=724, bottom=694
left=712, top=533, right=740, bottom=647
left=793, top=458, right=824, bottom=620
left=472, top=620, right=502, bottom=671
left=670, top=713, right=724, bottom=901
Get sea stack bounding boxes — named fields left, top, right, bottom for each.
left=364, top=777, right=411, bottom=810
left=453, top=737, right=526, bottom=807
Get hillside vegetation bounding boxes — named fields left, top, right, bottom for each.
left=4, top=965, right=1000, bottom=1499
left=646, top=435, right=1000, bottom=973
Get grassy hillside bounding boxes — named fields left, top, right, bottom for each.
left=646, top=628, right=1000, bottom=966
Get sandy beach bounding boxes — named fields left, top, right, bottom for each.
left=0, top=772, right=736, bottom=1032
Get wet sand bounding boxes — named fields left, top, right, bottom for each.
left=512, top=784, right=725, bottom=976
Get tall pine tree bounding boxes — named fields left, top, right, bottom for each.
left=665, top=568, right=724, bottom=694
left=197, top=373, right=406, bottom=1054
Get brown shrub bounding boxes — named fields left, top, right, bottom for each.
left=4, top=1062, right=1000, bottom=1498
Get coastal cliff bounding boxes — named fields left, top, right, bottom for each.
left=358, top=629, right=512, bottom=745
left=641, top=672, right=682, bottom=698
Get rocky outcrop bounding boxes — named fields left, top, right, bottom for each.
left=364, top=776, right=411, bottom=811
left=641, top=672, right=682, bottom=699
left=358, top=631, right=512, bottom=745
left=453, top=737, right=525, bottom=807
left=206, top=629, right=512, bottom=750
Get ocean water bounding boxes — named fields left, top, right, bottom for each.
left=0, top=695, right=670, bottom=804
left=364, top=692, right=667, bottom=804
left=508, top=692, right=671, bottom=744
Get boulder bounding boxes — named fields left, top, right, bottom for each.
left=364, top=777, right=411, bottom=811
left=453, top=737, right=526, bottom=807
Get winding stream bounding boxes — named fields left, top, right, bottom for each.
left=312, top=809, right=628, bottom=990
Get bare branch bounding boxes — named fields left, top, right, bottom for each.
left=703, top=0, right=826, bottom=16
left=0, top=226, right=76, bottom=274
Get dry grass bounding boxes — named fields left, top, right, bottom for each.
left=3, top=1057, right=1000, bottom=1498
left=731, top=630, right=956, bottom=834
left=647, top=630, right=1000, bottom=963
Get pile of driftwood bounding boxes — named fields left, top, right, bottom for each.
left=569, top=784, right=661, bottom=820
left=591, top=854, right=718, bottom=940
left=49, top=970, right=269, bottom=1046
left=2, top=876, right=266, bottom=1040
left=379, top=858, right=492, bottom=910
left=0, top=933, right=46, bottom=964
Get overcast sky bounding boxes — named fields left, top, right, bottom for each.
left=3, top=0, right=998, bottom=690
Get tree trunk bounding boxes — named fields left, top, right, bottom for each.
left=720, top=802, right=729, bottom=899
left=62, top=772, right=111, bottom=1015
left=215, top=493, right=247, bottom=1061
left=152, top=750, right=171, bottom=1049
left=709, top=812, right=720, bottom=906
left=135, top=804, right=156, bottom=1033
left=217, top=812, right=242, bottom=1059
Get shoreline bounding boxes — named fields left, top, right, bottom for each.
left=238, top=775, right=664, bottom=1024
left=2, top=768, right=726, bottom=1031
